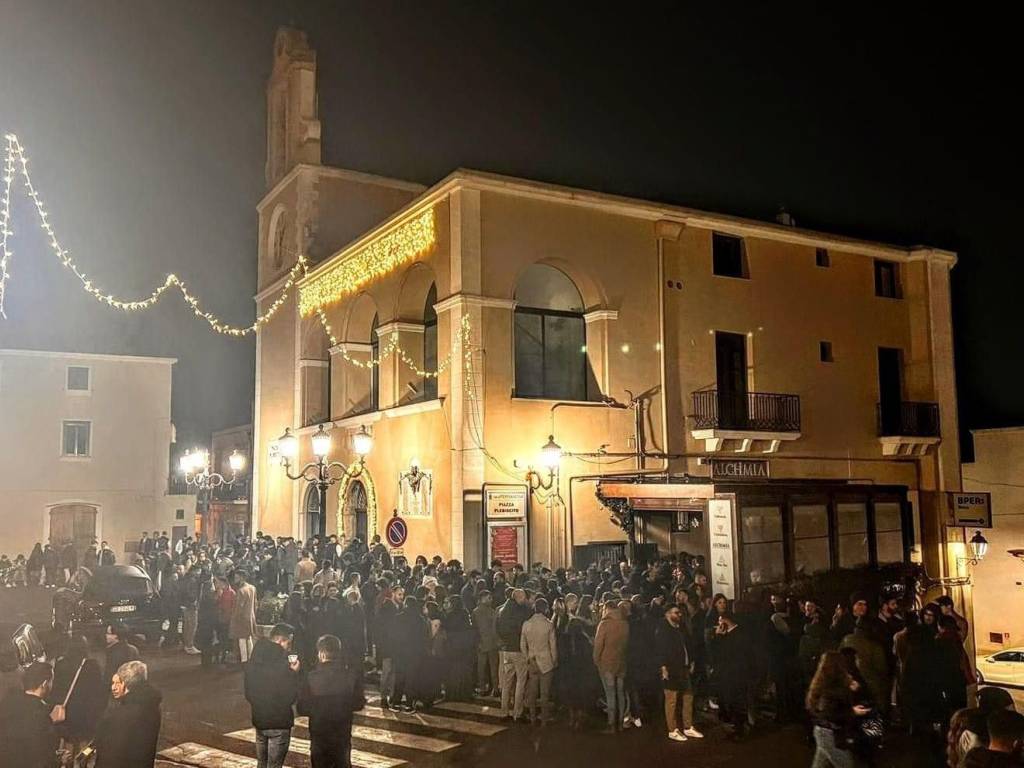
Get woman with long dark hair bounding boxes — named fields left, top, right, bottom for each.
left=806, top=651, right=871, bottom=768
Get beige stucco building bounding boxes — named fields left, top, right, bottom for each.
left=253, top=29, right=966, bottom=595
left=0, top=348, right=194, bottom=560
left=963, top=428, right=1024, bottom=652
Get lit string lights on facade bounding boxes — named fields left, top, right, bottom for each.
left=0, top=133, right=303, bottom=334
left=299, top=207, right=436, bottom=317
left=315, top=306, right=468, bottom=379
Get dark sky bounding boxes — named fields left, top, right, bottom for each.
left=0, top=2, right=1018, bottom=457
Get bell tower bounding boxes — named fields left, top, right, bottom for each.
left=265, top=27, right=321, bottom=188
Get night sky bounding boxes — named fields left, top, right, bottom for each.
left=0, top=2, right=1017, bottom=457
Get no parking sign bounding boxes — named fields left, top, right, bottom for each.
left=386, top=514, right=408, bottom=548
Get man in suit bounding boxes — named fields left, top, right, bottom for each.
left=520, top=598, right=558, bottom=724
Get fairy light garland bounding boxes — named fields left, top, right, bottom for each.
left=316, top=305, right=469, bottom=379
left=0, top=133, right=304, bottom=335
left=299, top=207, right=436, bottom=317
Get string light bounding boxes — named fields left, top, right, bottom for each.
left=316, top=305, right=469, bottom=378
left=299, top=207, right=436, bottom=317
left=0, top=133, right=304, bottom=335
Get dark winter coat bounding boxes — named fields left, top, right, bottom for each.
left=710, top=626, right=751, bottom=705
left=495, top=600, right=532, bottom=652
left=0, top=691, right=58, bottom=768
left=104, top=640, right=140, bottom=687
left=93, top=681, right=163, bottom=768
left=654, top=618, right=692, bottom=691
left=243, top=639, right=300, bottom=730
left=52, top=656, right=106, bottom=740
left=298, top=659, right=365, bottom=737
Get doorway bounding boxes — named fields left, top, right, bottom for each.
left=48, top=504, right=98, bottom=558
left=346, top=480, right=369, bottom=544
left=716, top=331, right=748, bottom=428
left=305, top=485, right=324, bottom=540
left=877, top=347, right=904, bottom=434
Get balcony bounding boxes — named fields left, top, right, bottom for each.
left=877, top=401, right=941, bottom=456
left=690, top=390, right=801, bottom=454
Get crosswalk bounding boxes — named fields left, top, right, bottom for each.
left=159, top=690, right=507, bottom=768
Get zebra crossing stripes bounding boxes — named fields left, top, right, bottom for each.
left=293, top=717, right=460, bottom=752
left=365, top=695, right=505, bottom=720
left=159, top=743, right=260, bottom=768
left=358, top=703, right=506, bottom=736
left=226, top=728, right=406, bottom=768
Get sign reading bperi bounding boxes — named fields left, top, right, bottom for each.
left=709, top=458, right=770, bottom=481
left=948, top=491, right=992, bottom=528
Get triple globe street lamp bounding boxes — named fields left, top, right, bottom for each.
left=273, top=423, right=373, bottom=539
left=179, top=447, right=246, bottom=490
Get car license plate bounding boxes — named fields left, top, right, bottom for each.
left=110, top=605, right=136, bottom=613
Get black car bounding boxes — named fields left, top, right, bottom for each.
left=53, top=565, right=163, bottom=642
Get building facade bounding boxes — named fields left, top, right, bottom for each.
left=253, top=30, right=965, bottom=596
left=0, top=349, right=193, bottom=559
left=963, top=428, right=1024, bottom=653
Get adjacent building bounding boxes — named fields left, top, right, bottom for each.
left=963, top=428, right=1024, bottom=652
left=252, top=29, right=965, bottom=599
left=0, top=348, right=194, bottom=559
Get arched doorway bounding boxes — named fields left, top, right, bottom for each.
left=304, top=485, right=324, bottom=540
left=48, top=504, right=98, bottom=557
left=346, top=480, right=369, bottom=544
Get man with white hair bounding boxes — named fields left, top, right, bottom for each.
left=93, top=660, right=162, bottom=768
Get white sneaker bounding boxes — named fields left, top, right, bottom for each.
left=632, top=717, right=642, bottom=728
left=622, top=716, right=633, bottom=729
left=668, top=729, right=687, bottom=742
left=683, top=727, right=704, bottom=739
left=185, top=646, right=201, bottom=655
left=708, top=699, right=719, bottom=710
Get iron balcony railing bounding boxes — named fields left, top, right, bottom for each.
left=691, top=390, right=801, bottom=432
left=877, top=401, right=940, bottom=437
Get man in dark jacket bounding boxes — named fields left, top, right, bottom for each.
left=496, top=588, right=532, bottom=721
left=94, top=660, right=162, bottom=768
left=963, top=709, right=1024, bottom=767
left=711, top=611, right=751, bottom=740
left=299, top=634, right=365, bottom=768
left=0, top=662, right=65, bottom=768
left=656, top=604, right=702, bottom=741
left=244, top=623, right=301, bottom=768
left=104, top=622, right=140, bottom=688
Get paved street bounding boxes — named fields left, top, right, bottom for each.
left=1, top=585, right=977, bottom=768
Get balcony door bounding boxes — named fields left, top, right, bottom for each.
left=716, top=331, right=748, bottom=429
left=878, top=347, right=903, bottom=435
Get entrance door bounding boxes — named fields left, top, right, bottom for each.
left=642, top=513, right=673, bottom=557
left=346, top=481, right=369, bottom=544
left=49, top=504, right=97, bottom=557
left=716, top=331, right=748, bottom=428
left=305, top=486, right=324, bottom=540
left=878, top=347, right=903, bottom=434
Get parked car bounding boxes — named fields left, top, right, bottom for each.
left=976, top=648, right=1024, bottom=688
left=52, top=565, right=163, bottom=642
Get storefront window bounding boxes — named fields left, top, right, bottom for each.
left=792, top=504, right=830, bottom=575
left=874, top=502, right=904, bottom=564
left=740, top=505, right=784, bottom=585
left=837, top=502, right=869, bottom=568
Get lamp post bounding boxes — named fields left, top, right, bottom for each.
left=526, top=435, right=562, bottom=566
left=179, top=447, right=246, bottom=543
left=272, top=423, right=373, bottom=540
left=920, top=529, right=990, bottom=589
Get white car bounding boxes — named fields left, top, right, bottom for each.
left=976, top=648, right=1024, bottom=687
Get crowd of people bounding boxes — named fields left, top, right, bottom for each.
left=3, top=529, right=1024, bottom=767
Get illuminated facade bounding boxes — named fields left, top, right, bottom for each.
left=253, top=29, right=964, bottom=593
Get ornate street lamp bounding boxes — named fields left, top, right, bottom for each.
left=179, top=447, right=245, bottom=490
left=964, top=529, right=989, bottom=565
left=272, top=424, right=372, bottom=539
left=527, top=435, right=562, bottom=492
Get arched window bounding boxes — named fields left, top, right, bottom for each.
left=423, top=283, right=438, bottom=401
left=304, top=486, right=323, bottom=540
left=514, top=264, right=589, bottom=400
left=370, top=313, right=380, bottom=411
left=268, top=207, right=288, bottom=271
left=345, top=480, right=369, bottom=544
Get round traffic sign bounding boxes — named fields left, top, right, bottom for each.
left=386, top=515, right=408, bottom=548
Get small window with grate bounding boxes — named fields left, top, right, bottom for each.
left=712, top=233, right=749, bottom=279
left=820, top=341, right=834, bottom=363
left=815, top=248, right=830, bottom=267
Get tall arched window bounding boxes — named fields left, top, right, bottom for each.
left=423, top=283, right=438, bottom=401
left=304, top=485, right=323, bottom=540
left=370, top=313, right=380, bottom=411
left=514, top=264, right=589, bottom=400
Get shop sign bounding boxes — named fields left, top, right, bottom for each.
left=708, top=497, right=737, bottom=600
left=947, top=491, right=992, bottom=528
left=485, top=485, right=528, bottom=520
left=708, top=458, right=769, bottom=481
